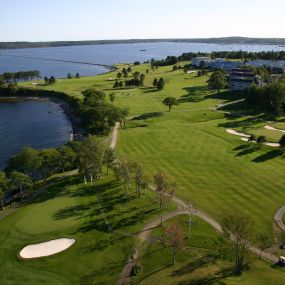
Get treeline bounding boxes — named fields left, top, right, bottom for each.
left=0, top=140, right=80, bottom=209
left=1, top=37, right=285, bottom=49
left=80, top=89, right=129, bottom=134
left=151, top=51, right=285, bottom=67
left=0, top=86, right=129, bottom=136
left=246, top=79, right=285, bottom=115
left=0, top=70, right=41, bottom=83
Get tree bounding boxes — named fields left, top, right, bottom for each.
left=157, top=78, right=165, bottom=90
left=279, top=135, right=285, bottom=148
left=67, top=73, right=72, bottom=79
left=257, top=136, right=267, bottom=145
left=0, top=172, right=9, bottom=210
left=49, top=76, right=56, bottom=84
left=79, top=136, right=105, bottom=185
left=40, top=148, right=61, bottom=181
left=208, top=70, right=226, bottom=93
left=162, top=97, right=179, bottom=112
left=10, top=171, right=32, bottom=201
left=44, top=76, right=49, bottom=85
left=6, top=148, right=43, bottom=182
left=187, top=203, right=196, bottom=239
left=127, top=66, right=132, bottom=73
left=154, top=172, right=175, bottom=226
left=163, top=223, right=184, bottom=265
left=139, top=74, right=145, bottom=86
left=58, top=146, right=77, bottom=173
left=109, top=93, right=115, bottom=104
left=113, top=80, right=119, bottom=89
left=75, top=73, right=80, bottom=79
left=173, top=66, right=178, bottom=71
left=132, top=162, right=146, bottom=198
left=153, top=78, right=158, bottom=87
left=257, top=232, right=271, bottom=258
left=117, top=72, right=122, bottom=79
left=120, top=108, right=129, bottom=129
left=222, top=214, right=253, bottom=274
left=248, top=134, right=256, bottom=143
left=113, top=158, right=132, bottom=200
left=104, top=148, right=115, bottom=174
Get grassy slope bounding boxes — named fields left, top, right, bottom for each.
left=0, top=172, right=168, bottom=285
left=19, top=63, right=285, bottom=283
left=25, top=63, right=285, bottom=235
left=132, top=216, right=285, bottom=285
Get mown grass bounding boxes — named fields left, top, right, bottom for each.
left=132, top=215, right=285, bottom=285
left=0, top=171, right=170, bottom=285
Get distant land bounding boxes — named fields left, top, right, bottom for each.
left=1, top=37, right=285, bottom=49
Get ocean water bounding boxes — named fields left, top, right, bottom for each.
left=0, top=100, right=72, bottom=169
left=0, top=42, right=284, bottom=78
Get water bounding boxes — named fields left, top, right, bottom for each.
left=0, top=42, right=284, bottom=78
left=0, top=100, right=72, bottom=169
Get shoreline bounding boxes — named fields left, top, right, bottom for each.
left=0, top=96, right=84, bottom=141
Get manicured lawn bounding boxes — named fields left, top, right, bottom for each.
left=24, top=63, right=285, bottom=237
left=0, top=172, right=167, bottom=285
left=132, top=215, right=285, bottom=285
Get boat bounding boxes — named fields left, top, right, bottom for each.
left=140, top=49, right=147, bottom=52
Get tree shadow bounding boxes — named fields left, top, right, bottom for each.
left=180, top=86, right=209, bottom=103
left=171, top=255, right=215, bottom=277
left=234, top=145, right=259, bottom=157
left=142, top=87, right=159, bottom=94
left=132, top=112, right=163, bottom=121
left=178, top=266, right=235, bottom=285
left=251, top=150, right=283, bottom=163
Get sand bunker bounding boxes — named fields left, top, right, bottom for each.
left=19, top=238, right=75, bottom=259
left=241, top=137, right=280, bottom=147
left=226, top=129, right=250, bottom=138
left=265, top=125, right=285, bottom=133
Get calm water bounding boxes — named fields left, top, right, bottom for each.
left=1, top=42, right=285, bottom=78
left=0, top=100, right=72, bottom=169
left=0, top=42, right=285, bottom=168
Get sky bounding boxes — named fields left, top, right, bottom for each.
left=1, top=0, right=285, bottom=42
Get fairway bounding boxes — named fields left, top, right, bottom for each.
left=0, top=173, right=165, bottom=284
left=26, top=63, right=285, bottom=236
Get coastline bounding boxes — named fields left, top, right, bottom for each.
left=0, top=96, right=84, bottom=141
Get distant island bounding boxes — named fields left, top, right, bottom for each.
left=2, top=37, right=285, bottom=49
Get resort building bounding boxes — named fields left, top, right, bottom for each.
left=191, top=57, right=212, bottom=67
left=229, top=68, right=263, bottom=91
left=246, top=60, right=285, bottom=73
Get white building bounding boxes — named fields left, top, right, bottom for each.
left=191, top=57, right=212, bottom=68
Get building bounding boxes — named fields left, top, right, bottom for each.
left=192, top=57, right=242, bottom=71
left=246, top=60, right=285, bottom=73
left=229, top=68, right=263, bottom=91
left=191, top=57, right=212, bottom=68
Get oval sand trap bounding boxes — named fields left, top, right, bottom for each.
left=19, top=238, right=75, bottom=259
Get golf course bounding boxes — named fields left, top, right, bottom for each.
left=2, top=61, right=285, bottom=284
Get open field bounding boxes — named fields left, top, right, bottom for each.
left=0, top=172, right=168, bottom=285
left=132, top=215, right=285, bottom=285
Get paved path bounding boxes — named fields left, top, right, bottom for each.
left=274, top=206, right=285, bottom=232
left=111, top=118, right=280, bottom=285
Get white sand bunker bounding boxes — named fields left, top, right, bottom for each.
left=19, top=238, right=75, bottom=259
left=241, top=137, right=280, bottom=147
left=226, top=129, right=250, bottom=138
left=265, top=125, right=285, bottom=133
